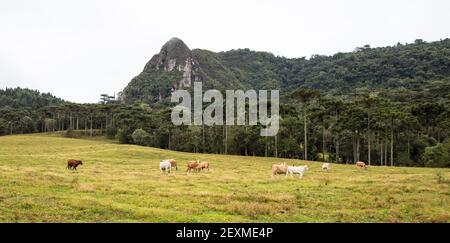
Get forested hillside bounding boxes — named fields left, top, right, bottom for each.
left=201, top=39, right=450, bottom=94
left=0, top=88, right=68, bottom=135
left=123, top=38, right=450, bottom=103
left=0, top=87, right=66, bottom=109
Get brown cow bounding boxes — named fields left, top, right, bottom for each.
left=356, top=161, right=367, bottom=169
left=271, top=162, right=288, bottom=176
left=197, top=161, right=210, bottom=172
left=67, top=159, right=83, bottom=170
left=187, top=160, right=199, bottom=172
left=167, top=159, right=177, bottom=170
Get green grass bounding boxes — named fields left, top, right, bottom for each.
left=0, top=134, right=449, bottom=222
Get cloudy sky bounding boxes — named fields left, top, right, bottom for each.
left=1, top=0, right=449, bottom=103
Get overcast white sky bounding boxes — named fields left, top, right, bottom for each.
left=0, top=0, right=449, bottom=103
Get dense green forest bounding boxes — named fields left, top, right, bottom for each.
left=0, top=87, right=67, bottom=109
left=197, top=39, right=450, bottom=94
left=1, top=39, right=449, bottom=167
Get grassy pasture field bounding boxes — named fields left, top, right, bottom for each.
left=0, top=134, right=449, bottom=222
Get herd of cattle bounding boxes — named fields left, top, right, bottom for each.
left=67, top=158, right=369, bottom=178
left=159, top=159, right=210, bottom=173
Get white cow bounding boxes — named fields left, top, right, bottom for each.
left=160, top=160, right=172, bottom=174
left=322, top=163, right=330, bottom=172
left=286, top=165, right=309, bottom=178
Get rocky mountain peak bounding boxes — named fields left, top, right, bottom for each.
left=143, top=37, right=203, bottom=89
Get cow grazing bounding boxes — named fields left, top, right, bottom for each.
left=160, top=160, right=172, bottom=174
left=187, top=160, right=199, bottom=172
left=67, top=159, right=83, bottom=170
left=286, top=165, right=309, bottom=178
left=356, top=161, right=367, bottom=169
left=167, top=159, right=178, bottom=170
left=322, top=163, right=330, bottom=172
left=197, top=161, right=210, bottom=171
left=271, top=162, right=288, bottom=176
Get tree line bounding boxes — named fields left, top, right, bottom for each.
left=1, top=87, right=448, bottom=168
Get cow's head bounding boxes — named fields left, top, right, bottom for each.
left=78, top=160, right=83, bottom=165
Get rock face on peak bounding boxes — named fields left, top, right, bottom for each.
left=143, top=38, right=203, bottom=88
left=144, top=38, right=190, bottom=72
left=121, top=38, right=204, bottom=104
